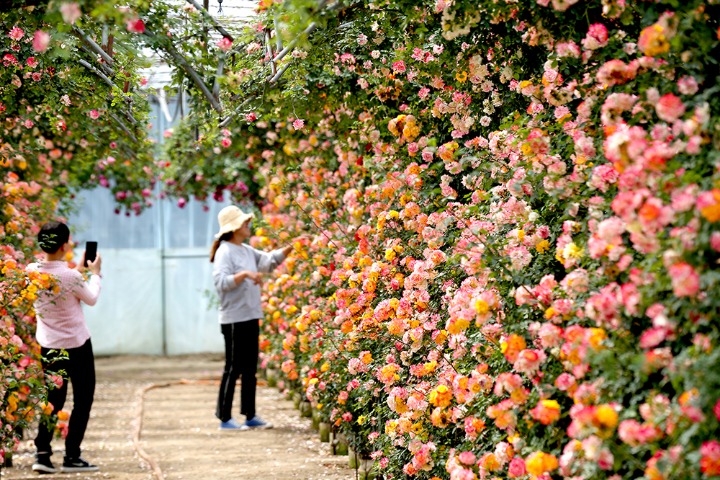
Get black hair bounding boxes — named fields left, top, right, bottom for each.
left=38, top=221, right=70, bottom=254
left=210, top=231, right=234, bottom=263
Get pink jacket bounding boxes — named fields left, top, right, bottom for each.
left=27, top=261, right=101, bottom=349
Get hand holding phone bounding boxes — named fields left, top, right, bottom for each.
left=84, top=241, right=97, bottom=267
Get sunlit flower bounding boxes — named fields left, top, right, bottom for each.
left=638, top=24, right=670, bottom=56
left=697, top=189, right=720, bottom=222
left=525, top=451, right=558, bottom=477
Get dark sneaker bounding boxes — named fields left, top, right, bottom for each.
left=32, top=454, right=57, bottom=474
left=62, top=457, right=99, bottom=472
left=219, top=418, right=248, bottom=430
left=244, top=415, right=273, bottom=429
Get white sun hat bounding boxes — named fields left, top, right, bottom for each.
left=215, top=205, right=254, bottom=239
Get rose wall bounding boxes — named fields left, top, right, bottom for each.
left=184, top=1, right=720, bottom=479
left=1, top=3, right=157, bottom=462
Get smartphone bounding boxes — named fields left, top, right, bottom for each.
left=84, top=241, right=98, bottom=267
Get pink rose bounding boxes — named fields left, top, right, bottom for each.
left=9, top=26, right=24, bottom=41
left=33, top=30, right=50, bottom=52
left=556, top=41, right=581, bottom=58
left=668, top=262, right=700, bottom=297
left=711, top=232, right=720, bottom=252
left=582, top=23, right=609, bottom=50
left=555, top=373, right=576, bottom=391
left=655, top=93, right=686, bottom=123
left=508, top=457, right=527, bottom=477
left=714, top=400, right=720, bottom=421
left=217, top=37, right=232, bottom=51
left=597, top=59, right=637, bottom=87
left=457, top=451, right=476, bottom=465
left=639, top=327, right=668, bottom=349
left=126, top=18, right=146, bottom=34
left=697, top=189, right=720, bottom=222
left=677, top=76, right=699, bottom=95
left=59, top=2, right=82, bottom=24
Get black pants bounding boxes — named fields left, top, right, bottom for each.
left=35, top=339, right=95, bottom=459
left=216, top=320, right=259, bottom=422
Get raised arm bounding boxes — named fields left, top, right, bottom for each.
left=253, top=245, right=291, bottom=274
left=73, top=254, right=102, bottom=305
left=71, top=270, right=101, bottom=306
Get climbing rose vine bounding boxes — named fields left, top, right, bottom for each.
left=0, top=0, right=157, bottom=461
left=160, top=0, right=720, bottom=479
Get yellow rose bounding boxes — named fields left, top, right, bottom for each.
left=595, top=404, right=618, bottom=429
left=536, top=239, right=550, bottom=253
left=474, top=299, right=490, bottom=315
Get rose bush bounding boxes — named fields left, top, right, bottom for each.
left=159, top=0, right=720, bottom=478
left=1, top=1, right=157, bottom=463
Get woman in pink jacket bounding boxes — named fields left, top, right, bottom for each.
left=27, top=221, right=102, bottom=474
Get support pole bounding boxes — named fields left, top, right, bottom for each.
left=73, top=26, right=115, bottom=66
left=185, top=0, right=235, bottom=41
left=144, top=29, right=223, bottom=114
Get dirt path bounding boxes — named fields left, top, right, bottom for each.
left=2, top=355, right=353, bottom=480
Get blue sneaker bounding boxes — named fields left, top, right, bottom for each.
left=219, top=418, right=248, bottom=430
left=244, top=415, right=273, bottom=429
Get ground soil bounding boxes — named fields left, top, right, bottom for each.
left=1, top=354, right=354, bottom=480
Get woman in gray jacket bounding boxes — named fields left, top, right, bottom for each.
left=210, top=205, right=293, bottom=430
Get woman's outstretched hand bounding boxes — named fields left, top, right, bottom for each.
left=286, top=235, right=312, bottom=257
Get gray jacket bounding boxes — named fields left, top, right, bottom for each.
left=212, top=242, right=286, bottom=324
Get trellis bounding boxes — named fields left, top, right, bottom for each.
left=19, top=0, right=339, bottom=159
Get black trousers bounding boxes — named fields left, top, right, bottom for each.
left=216, top=320, right=259, bottom=422
left=35, top=339, right=95, bottom=459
